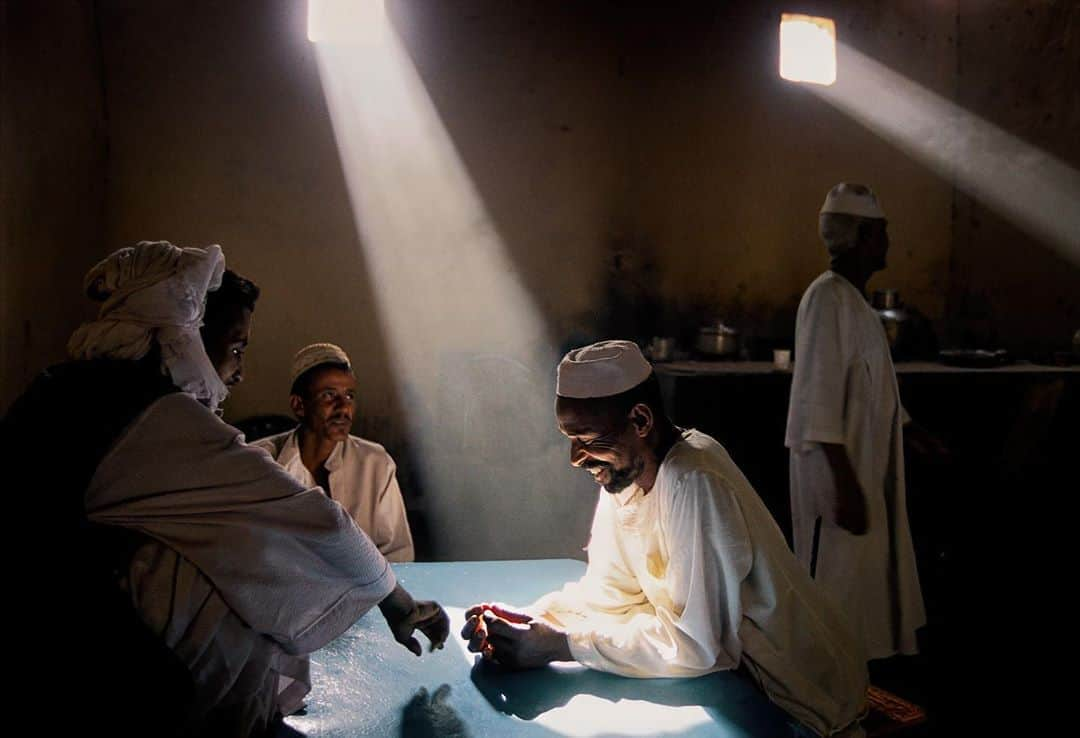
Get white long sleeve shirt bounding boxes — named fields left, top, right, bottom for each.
left=529, top=430, right=867, bottom=737
left=256, top=429, right=415, bottom=562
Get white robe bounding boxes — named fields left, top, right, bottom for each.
left=528, top=430, right=868, bottom=737
left=255, top=429, right=415, bottom=562
left=785, top=271, right=926, bottom=659
left=86, top=393, right=397, bottom=733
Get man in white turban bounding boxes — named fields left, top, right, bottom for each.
left=2, top=241, right=448, bottom=738
left=461, top=340, right=868, bottom=737
left=255, top=343, right=415, bottom=561
left=66, top=239, right=232, bottom=410
left=785, top=184, right=926, bottom=664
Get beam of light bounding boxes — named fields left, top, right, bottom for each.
left=533, top=695, right=714, bottom=737
left=779, top=14, right=837, bottom=86
left=310, top=1, right=581, bottom=559
left=307, top=0, right=369, bottom=43
left=310, top=1, right=546, bottom=356
left=808, top=42, right=1080, bottom=261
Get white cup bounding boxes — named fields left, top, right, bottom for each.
left=773, top=349, right=792, bottom=370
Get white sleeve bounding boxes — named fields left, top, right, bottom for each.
left=900, top=402, right=912, bottom=426
left=249, top=435, right=277, bottom=456
left=563, top=471, right=752, bottom=678
left=786, top=286, right=849, bottom=449
left=528, top=493, right=649, bottom=624
left=374, top=462, right=415, bottom=563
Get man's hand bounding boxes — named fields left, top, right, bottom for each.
left=462, top=607, right=571, bottom=670
left=833, top=477, right=868, bottom=535
left=461, top=603, right=533, bottom=660
left=904, top=421, right=951, bottom=464
left=379, top=583, right=450, bottom=656
left=822, top=443, right=868, bottom=535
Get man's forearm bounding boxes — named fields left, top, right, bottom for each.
left=821, top=443, right=857, bottom=494
left=820, top=443, right=868, bottom=534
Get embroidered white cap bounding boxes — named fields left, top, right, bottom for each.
left=290, top=342, right=352, bottom=386
left=556, top=340, right=653, bottom=399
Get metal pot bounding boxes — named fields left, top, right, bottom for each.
left=872, top=289, right=910, bottom=353
left=695, top=322, right=739, bottom=357
left=645, top=336, right=676, bottom=362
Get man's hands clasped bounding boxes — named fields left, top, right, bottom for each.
left=461, top=603, right=572, bottom=669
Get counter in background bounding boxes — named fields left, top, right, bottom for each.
left=654, top=360, right=1080, bottom=376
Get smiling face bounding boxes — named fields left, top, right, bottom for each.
left=291, top=365, right=357, bottom=444
left=555, top=396, right=652, bottom=493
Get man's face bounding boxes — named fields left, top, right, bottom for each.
left=201, top=305, right=252, bottom=387
left=292, top=366, right=357, bottom=444
left=556, top=397, right=647, bottom=494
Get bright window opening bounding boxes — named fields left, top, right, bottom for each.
left=779, top=13, right=837, bottom=86
left=308, top=0, right=377, bottom=43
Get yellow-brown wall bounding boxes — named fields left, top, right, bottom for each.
left=3, top=0, right=1077, bottom=558
left=1, top=1, right=106, bottom=410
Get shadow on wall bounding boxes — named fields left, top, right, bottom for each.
left=384, top=0, right=626, bottom=342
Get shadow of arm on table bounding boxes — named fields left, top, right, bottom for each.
left=271, top=684, right=472, bottom=738
left=469, top=658, right=796, bottom=736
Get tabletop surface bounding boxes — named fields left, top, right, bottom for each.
left=654, top=359, right=1080, bottom=375
left=279, top=559, right=797, bottom=738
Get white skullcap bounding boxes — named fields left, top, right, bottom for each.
left=556, top=340, right=653, bottom=399
left=820, top=183, right=886, bottom=219
left=290, top=342, right=352, bottom=387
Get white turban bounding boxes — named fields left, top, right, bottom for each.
left=556, top=340, right=653, bottom=399
left=290, top=342, right=352, bottom=387
left=67, top=241, right=229, bottom=411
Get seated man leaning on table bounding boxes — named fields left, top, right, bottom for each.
left=1, top=241, right=446, bottom=738
left=254, top=343, right=414, bottom=562
left=462, top=340, right=869, bottom=737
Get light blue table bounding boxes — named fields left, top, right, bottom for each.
left=280, top=560, right=800, bottom=737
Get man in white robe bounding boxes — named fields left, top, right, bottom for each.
left=2, top=242, right=447, bottom=737
left=785, top=184, right=926, bottom=661
left=462, top=341, right=868, bottom=737
left=255, top=343, right=414, bottom=562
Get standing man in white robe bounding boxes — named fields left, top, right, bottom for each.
left=255, top=343, right=415, bottom=562
left=785, top=184, right=926, bottom=663
left=462, top=341, right=868, bottom=737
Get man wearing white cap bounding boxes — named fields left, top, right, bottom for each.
left=255, top=343, right=415, bottom=562
left=462, top=340, right=868, bottom=737
left=785, top=184, right=926, bottom=663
